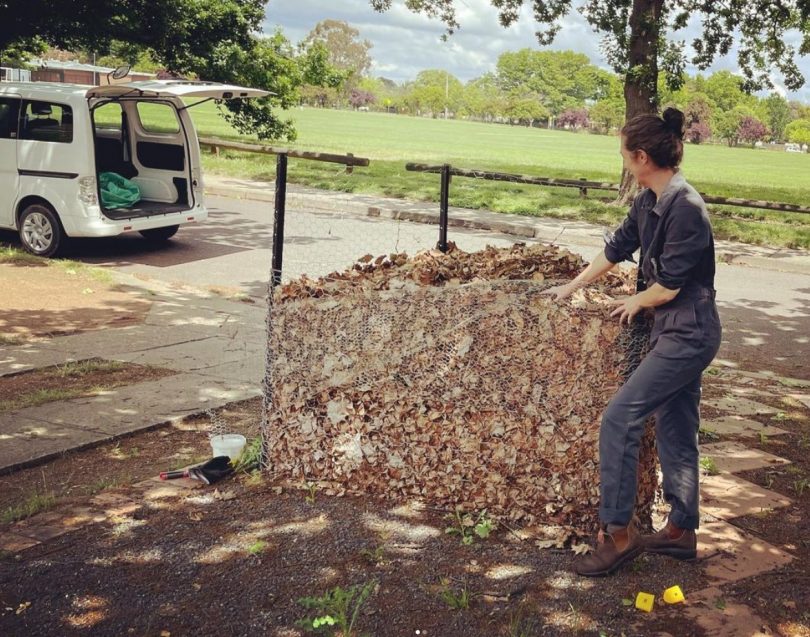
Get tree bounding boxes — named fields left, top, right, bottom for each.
left=460, top=74, right=506, bottom=121
left=495, top=49, right=609, bottom=119
left=0, top=1, right=344, bottom=141
left=349, top=88, right=376, bottom=109
left=557, top=108, right=590, bottom=130
left=737, top=116, right=768, bottom=147
left=785, top=119, right=810, bottom=145
left=370, top=0, right=810, bottom=198
left=714, top=106, right=752, bottom=147
left=683, top=92, right=713, bottom=143
left=762, top=94, right=793, bottom=142
left=685, top=121, right=711, bottom=144
left=302, top=19, right=372, bottom=105
left=408, top=69, right=463, bottom=117
left=589, top=98, right=624, bottom=134
left=503, top=94, right=549, bottom=127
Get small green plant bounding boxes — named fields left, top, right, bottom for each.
left=231, top=437, right=262, bottom=473
left=109, top=443, right=140, bottom=460
left=700, top=456, right=720, bottom=476
left=297, top=581, right=376, bottom=636
left=445, top=508, right=496, bottom=545
left=759, top=431, right=769, bottom=445
left=0, top=492, right=57, bottom=524
left=705, top=366, right=721, bottom=376
left=715, top=597, right=727, bottom=610
left=507, top=606, right=540, bottom=636
left=360, top=544, right=387, bottom=566
left=764, top=472, right=776, bottom=489
left=793, top=477, right=809, bottom=497
left=304, top=481, right=318, bottom=504
left=247, top=540, right=268, bottom=555
left=438, top=579, right=472, bottom=610
left=774, top=411, right=789, bottom=422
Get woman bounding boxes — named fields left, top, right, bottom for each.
left=543, top=107, right=722, bottom=577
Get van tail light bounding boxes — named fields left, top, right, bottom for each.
left=79, top=176, right=98, bottom=205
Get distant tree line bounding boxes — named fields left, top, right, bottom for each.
left=297, top=20, right=810, bottom=148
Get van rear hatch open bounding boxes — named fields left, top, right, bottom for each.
left=86, top=81, right=270, bottom=100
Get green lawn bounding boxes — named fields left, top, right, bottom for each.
left=186, top=104, right=810, bottom=248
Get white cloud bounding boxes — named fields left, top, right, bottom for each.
left=265, top=0, right=810, bottom=100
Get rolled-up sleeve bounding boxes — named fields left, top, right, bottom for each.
left=604, top=200, right=641, bottom=264
left=656, top=204, right=711, bottom=290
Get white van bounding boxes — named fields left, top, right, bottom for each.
left=0, top=80, right=268, bottom=256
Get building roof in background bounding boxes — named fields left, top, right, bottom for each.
left=29, top=58, right=157, bottom=77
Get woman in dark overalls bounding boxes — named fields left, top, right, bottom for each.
left=544, top=107, right=722, bottom=576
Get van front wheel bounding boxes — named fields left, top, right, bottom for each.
left=19, top=204, right=64, bottom=258
left=139, top=225, right=179, bottom=242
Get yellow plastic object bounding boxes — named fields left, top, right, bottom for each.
left=635, top=592, right=655, bottom=612
left=663, top=585, right=685, bottom=604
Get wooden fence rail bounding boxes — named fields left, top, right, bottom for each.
left=199, top=137, right=369, bottom=170
left=406, top=163, right=810, bottom=216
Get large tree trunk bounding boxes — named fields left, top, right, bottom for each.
left=615, top=0, right=664, bottom=205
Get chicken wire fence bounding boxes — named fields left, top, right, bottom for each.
left=259, top=156, right=656, bottom=540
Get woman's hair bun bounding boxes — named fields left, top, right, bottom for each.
left=662, top=107, right=685, bottom=140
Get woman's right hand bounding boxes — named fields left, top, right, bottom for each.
left=541, top=282, right=578, bottom=301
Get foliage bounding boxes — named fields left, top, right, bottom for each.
left=686, top=121, right=711, bottom=144
left=763, top=94, right=793, bottom=142
left=785, top=118, right=810, bottom=145
left=495, top=49, right=613, bottom=116
left=349, top=88, right=376, bottom=109
left=738, top=116, right=768, bottom=146
left=438, top=579, right=472, bottom=610
left=303, top=19, right=373, bottom=78
left=408, top=69, right=464, bottom=117
left=0, top=1, right=345, bottom=141
left=714, top=107, right=750, bottom=147
left=444, top=508, right=496, bottom=545
left=369, top=0, right=810, bottom=126
left=297, top=581, right=376, bottom=636
left=557, top=108, right=590, bottom=130
left=589, top=98, right=624, bottom=133
left=231, top=436, right=262, bottom=473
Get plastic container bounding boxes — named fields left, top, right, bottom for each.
left=210, top=434, right=247, bottom=460
left=635, top=592, right=655, bottom=613
left=662, top=585, right=685, bottom=604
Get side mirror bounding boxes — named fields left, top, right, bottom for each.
left=108, top=65, right=131, bottom=82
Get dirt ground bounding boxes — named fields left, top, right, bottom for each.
left=0, top=260, right=808, bottom=636
left=0, top=261, right=151, bottom=341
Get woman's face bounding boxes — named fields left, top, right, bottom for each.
left=620, top=136, right=649, bottom=184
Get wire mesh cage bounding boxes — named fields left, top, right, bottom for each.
left=261, top=227, right=656, bottom=541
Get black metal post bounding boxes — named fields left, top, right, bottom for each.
left=438, top=163, right=451, bottom=252
left=272, top=153, right=288, bottom=288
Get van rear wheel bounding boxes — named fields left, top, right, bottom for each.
left=139, top=225, right=179, bottom=242
left=19, top=204, right=64, bottom=258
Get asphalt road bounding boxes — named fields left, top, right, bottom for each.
left=4, top=194, right=808, bottom=379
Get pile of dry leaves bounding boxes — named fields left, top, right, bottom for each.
left=264, top=243, right=657, bottom=542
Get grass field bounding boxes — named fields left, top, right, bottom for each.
left=187, top=103, right=810, bottom=248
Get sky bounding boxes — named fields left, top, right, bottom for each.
left=265, top=0, right=810, bottom=102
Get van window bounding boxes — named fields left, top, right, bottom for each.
left=136, top=102, right=180, bottom=134
left=0, top=97, right=20, bottom=139
left=20, top=100, right=73, bottom=143
left=93, top=102, right=123, bottom=131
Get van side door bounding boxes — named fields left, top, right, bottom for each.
left=0, top=96, right=20, bottom=228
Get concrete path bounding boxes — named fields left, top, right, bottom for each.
left=0, top=277, right=263, bottom=474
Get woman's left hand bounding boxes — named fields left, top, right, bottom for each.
left=609, top=295, right=645, bottom=325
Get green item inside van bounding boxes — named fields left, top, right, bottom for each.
left=99, top=172, right=140, bottom=209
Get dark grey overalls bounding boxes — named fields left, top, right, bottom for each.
left=600, top=171, right=722, bottom=530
